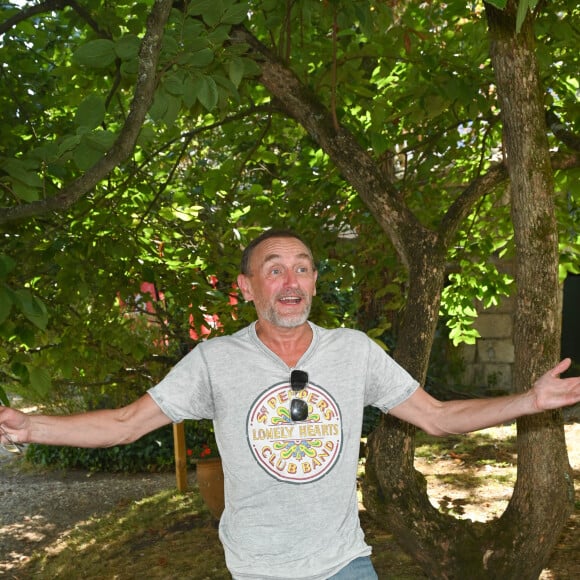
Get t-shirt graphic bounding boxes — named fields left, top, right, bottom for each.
left=246, top=379, right=342, bottom=483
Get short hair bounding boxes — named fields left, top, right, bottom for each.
left=240, top=229, right=315, bottom=275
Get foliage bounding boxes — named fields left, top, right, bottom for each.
left=0, top=0, right=578, bottom=409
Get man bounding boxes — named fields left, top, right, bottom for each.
left=1, top=229, right=580, bottom=580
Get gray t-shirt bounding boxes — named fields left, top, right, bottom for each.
left=148, top=321, right=419, bottom=579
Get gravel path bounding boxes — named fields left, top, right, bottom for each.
left=0, top=451, right=178, bottom=578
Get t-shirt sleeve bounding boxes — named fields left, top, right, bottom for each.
left=147, top=346, right=215, bottom=423
left=364, top=339, right=420, bottom=411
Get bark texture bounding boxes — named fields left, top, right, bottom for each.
left=483, top=3, right=575, bottom=576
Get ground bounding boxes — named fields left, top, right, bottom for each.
left=0, top=456, right=176, bottom=577
left=0, top=423, right=578, bottom=579
left=403, top=422, right=580, bottom=579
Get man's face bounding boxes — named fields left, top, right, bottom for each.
left=237, top=237, right=317, bottom=329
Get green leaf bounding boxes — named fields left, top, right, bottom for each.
left=189, top=48, right=215, bottom=68
left=1, top=158, right=43, bottom=188
left=181, top=19, right=205, bottom=48
left=14, top=290, right=49, bottom=330
left=516, top=0, right=530, bottom=33
left=72, top=39, right=116, bottom=69
left=115, top=34, right=141, bottom=61
left=197, top=76, right=219, bottom=111
left=159, top=205, right=203, bottom=222
left=222, top=2, right=248, bottom=25
left=214, top=74, right=238, bottom=99
left=164, top=73, right=185, bottom=96
left=188, top=0, right=223, bottom=26
left=183, top=76, right=199, bottom=108
left=207, top=25, right=231, bottom=45
left=162, top=34, right=179, bottom=58
left=228, top=57, right=245, bottom=87
left=84, top=130, right=116, bottom=150
left=0, top=255, right=16, bottom=278
left=29, top=142, right=60, bottom=164
left=120, top=58, right=139, bottom=78
left=75, top=95, right=106, bottom=130
left=11, top=182, right=40, bottom=202
left=27, top=365, right=52, bottom=396
left=73, top=137, right=107, bottom=171
left=162, top=93, right=182, bottom=125
left=57, top=134, right=82, bottom=157
left=150, top=90, right=169, bottom=121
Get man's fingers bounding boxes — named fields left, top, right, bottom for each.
left=550, top=358, right=571, bottom=378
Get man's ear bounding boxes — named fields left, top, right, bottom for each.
left=237, top=273, right=253, bottom=301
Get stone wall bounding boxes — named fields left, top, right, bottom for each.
left=454, top=273, right=579, bottom=419
left=458, top=295, right=515, bottom=395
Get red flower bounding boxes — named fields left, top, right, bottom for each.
left=187, top=449, right=193, bottom=456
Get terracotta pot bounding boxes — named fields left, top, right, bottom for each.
left=196, top=457, right=224, bottom=519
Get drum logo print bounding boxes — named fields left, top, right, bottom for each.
left=247, top=380, right=342, bottom=483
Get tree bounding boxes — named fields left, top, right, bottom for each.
left=480, top=2, right=574, bottom=575
left=1, top=1, right=579, bottom=576
left=231, top=7, right=579, bottom=574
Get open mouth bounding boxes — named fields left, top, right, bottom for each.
left=278, top=295, right=302, bottom=305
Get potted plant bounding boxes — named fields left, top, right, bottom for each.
left=187, top=420, right=224, bottom=519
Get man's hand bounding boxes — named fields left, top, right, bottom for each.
left=531, top=358, right=580, bottom=412
left=0, top=406, right=30, bottom=448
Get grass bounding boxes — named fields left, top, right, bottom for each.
left=25, top=490, right=230, bottom=579
left=20, top=485, right=426, bottom=579
left=414, top=428, right=518, bottom=465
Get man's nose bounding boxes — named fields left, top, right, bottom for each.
left=283, top=270, right=299, bottom=287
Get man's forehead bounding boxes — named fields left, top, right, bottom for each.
left=253, top=237, right=313, bottom=264
left=262, top=251, right=312, bottom=264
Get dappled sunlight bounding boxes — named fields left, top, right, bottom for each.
left=2, top=425, right=578, bottom=577
left=414, top=423, right=579, bottom=525
left=0, top=513, right=94, bottom=574
left=0, top=460, right=176, bottom=576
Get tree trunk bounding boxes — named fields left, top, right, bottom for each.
left=366, top=4, right=575, bottom=577
left=483, top=3, right=575, bottom=576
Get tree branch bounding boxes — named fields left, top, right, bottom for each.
left=231, top=24, right=418, bottom=262
left=231, top=24, right=580, bottom=267
left=440, top=162, right=508, bottom=244
left=0, top=0, right=107, bottom=38
left=0, top=0, right=68, bottom=36
left=0, top=0, right=173, bottom=226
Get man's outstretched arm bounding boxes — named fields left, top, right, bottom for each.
left=0, top=394, right=172, bottom=449
left=390, top=358, right=580, bottom=436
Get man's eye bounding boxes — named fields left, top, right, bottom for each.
left=271, top=268, right=282, bottom=275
